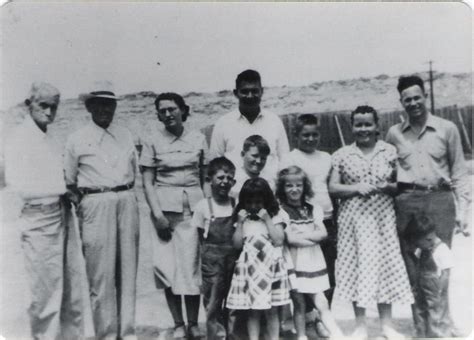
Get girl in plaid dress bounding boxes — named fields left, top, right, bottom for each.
left=226, top=177, right=292, bottom=340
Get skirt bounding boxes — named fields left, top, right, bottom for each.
left=152, top=205, right=201, bottom=295
left=226, top=234, right=291, bottom=310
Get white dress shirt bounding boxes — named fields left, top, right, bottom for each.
left=209, top=109, right=290, bottom=179
left=4, top=115, right=66, bottom=202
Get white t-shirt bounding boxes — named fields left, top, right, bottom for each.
left=280, top=149, right=333, bottom=219
left=192, top=197, right=234, bottom=238
left=415, top=242, right=454, bottom=276
left=230, top=166, right=276, bottom=200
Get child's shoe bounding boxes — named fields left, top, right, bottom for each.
left=315, top=320, right=331, bottom=338
left=173, top=324, right=187, bottom=339
left=188, top=323, right=201, bottom=339
left=351, top=326, right=368, bottom=340
left=381, top=325, right=405, bottom=340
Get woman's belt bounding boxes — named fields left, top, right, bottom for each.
left=79, top=182, right=134, bottom=195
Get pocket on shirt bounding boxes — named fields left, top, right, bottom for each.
left=426, top=146, right=446, bottom=164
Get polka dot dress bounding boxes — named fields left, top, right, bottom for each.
left=332, top=141, right=413, bottom=308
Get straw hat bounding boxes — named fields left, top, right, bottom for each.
left=79, top=80, right=117, bottom=101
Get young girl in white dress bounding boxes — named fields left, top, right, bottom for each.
left=226, top=177, right=292, bottom=340
left=276, top=166, right=344, bottom=340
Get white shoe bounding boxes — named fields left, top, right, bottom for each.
left=351, top=326, right=368, bottom=340
left=382, top=326, right=405, bottom=340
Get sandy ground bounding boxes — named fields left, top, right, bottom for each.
left=0, top=176, right=472, bottom=339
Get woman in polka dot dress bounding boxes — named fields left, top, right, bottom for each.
left=329, top=106, right=413, bottom=340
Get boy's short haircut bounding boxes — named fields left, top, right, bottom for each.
left=207, top=157, right=236, bottom=178
left=397, top=75, right=425, bottom=94
left=295, top=114, right=319, bottom=135
left=235, top=69, right=261, bottom=89
left=405, top=213, right=437, bottom=241
left=242, top=134, right=270, bottom=156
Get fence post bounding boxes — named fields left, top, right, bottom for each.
left=334, top=114, right=346, bottom=146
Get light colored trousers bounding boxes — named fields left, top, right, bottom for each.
left=78, top=190, right=139, bottom=339
left=20, top=201, right=84, bottom=340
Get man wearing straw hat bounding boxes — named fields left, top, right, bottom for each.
left=64, top=81, right=139, bottom=339
left=4, top=82, right=84, bottom=339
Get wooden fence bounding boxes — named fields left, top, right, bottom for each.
left=202, top=105, right=473, bottom=154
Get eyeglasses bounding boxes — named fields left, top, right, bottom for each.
left=157, top=107, right=178, bottom=115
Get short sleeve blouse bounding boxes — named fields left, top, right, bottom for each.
left=139, top=124, right=209, bottom=212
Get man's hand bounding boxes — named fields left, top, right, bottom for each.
left=455, top=218, right=470, bottom=237
left=63, top=188, right=82, bottom=207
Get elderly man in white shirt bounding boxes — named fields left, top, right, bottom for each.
left=210, top=69, right=290, bottom=184
left=4, top=82, right=83, bottom=340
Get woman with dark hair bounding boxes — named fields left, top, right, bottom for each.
left=140, top=92, right=208, bottom=338
left=328, top=106, right=413, bottom=340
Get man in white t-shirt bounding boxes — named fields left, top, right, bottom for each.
left=210, top=69, right=290, bottom=182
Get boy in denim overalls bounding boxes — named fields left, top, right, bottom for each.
left=192, top=157, right=239, bottom=339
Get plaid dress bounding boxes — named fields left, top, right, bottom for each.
left=226, top=211, right=292, bottom=310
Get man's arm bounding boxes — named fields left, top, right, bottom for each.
left=209, top=118, right=226, bottom=160
left=276, top=118, right=290, bottom=161
left=446, top=123, right=471, bottom=233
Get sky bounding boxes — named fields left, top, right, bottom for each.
left=0, top=2, right=472, bottom=109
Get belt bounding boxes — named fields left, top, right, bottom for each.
left=23, top=200, right=61, bottom=213
left=79, top=182, right=134, bottom=195
left=397, top=182, right=451, bottom=192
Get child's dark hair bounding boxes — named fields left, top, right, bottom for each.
left=275, top=166, right=314, bottom=204
left=233, top=177, right=279, bottom=222
left=242, top=134, right=270, bottom=156
left=405, top=213, right=437, bottom=241
left=207, top=157, right=236, bottom=178
left=295, top=114, right=319, bottom=136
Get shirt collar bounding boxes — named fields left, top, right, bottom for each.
left=24, top=114, right=48, bottom=140
left=237, top=109, right=265, bottom=122
left=347, top=140, right=387, bottom=157
left=89, top=121, right=120, bottom=144
left=159, top=124, right=190, bottom=144
left=401, top=112, right=439, bottom=133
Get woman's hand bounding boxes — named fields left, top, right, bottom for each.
left=356, top=182, right=377, bottom=197
left=151, top=212, right=172, bottom=241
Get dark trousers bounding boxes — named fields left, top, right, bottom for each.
left=413, top=273, right=453, bottom=337
left=201, top=244, right=239, bottom=339
left=394, top=190, right=455, bottom=332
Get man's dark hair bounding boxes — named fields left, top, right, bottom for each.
left=154, top=92, right=190, bottom=121
left=350, top=105, right=379, bottom=125
left=235, top=69, right=261, bottom=89
left=397, top=75, right=425, bottom=94
left=242, top=134, right=270, bottom=156
left=207, top=157, right=236, bottom=178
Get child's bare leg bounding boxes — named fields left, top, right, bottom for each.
left=290, top=291, right=307, bottom=338
left=352, top=302, right=368, bottom=339
left=314, top=293, right=344, bottom=337
left=247, top=310, right=262, bottom=340
left=378, top=303, right=404, bottom=339
left=264, top=307, right=280, bottom=340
